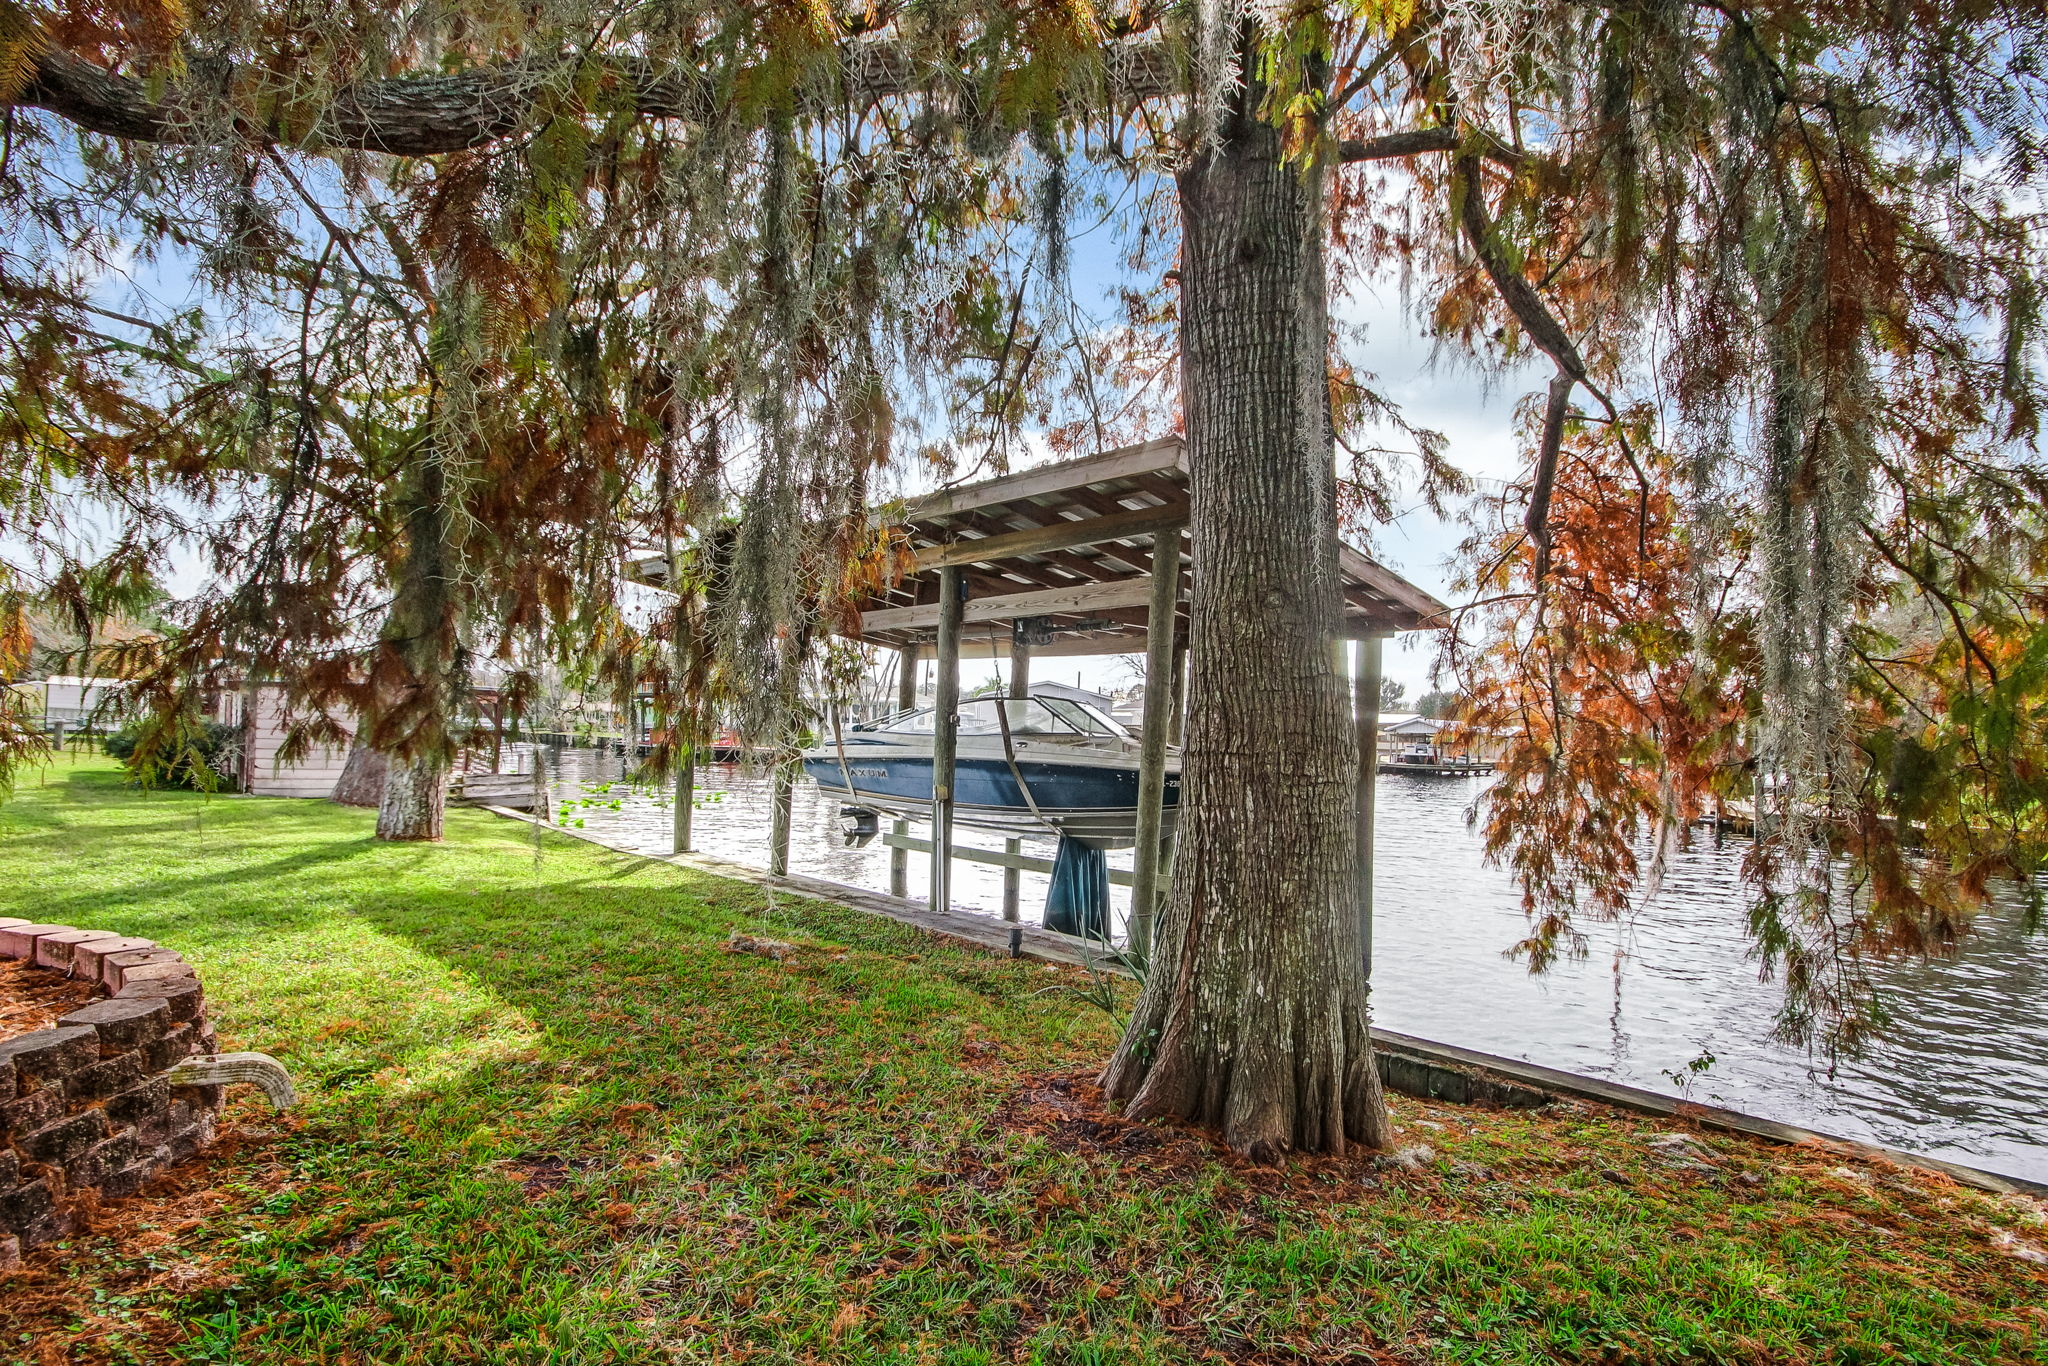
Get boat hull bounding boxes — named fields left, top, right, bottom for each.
left=804, top=753, right=1179, bottom=849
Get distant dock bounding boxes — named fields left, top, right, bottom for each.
left=1377, top=756, right=1495, bottom=777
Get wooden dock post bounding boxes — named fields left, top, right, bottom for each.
left=1129, top=536, right=1181, bottom=957
left=1354, top=635, right=1383, bottom=979
left=674, top=741, right=695, bottom=854
left=768, top=759, right=794, bottom=876
left=888, top=644, right=919, bottom=897
left=1002, top=623, right=1031, bottom=923
left=1167, top=631, right=1190, bottom=746
left=662, top=460, right=695, bottom=855
left=670, top=557, right=696, bottom=856
left=929, top=570, right=965, bottom=914
left=670, top=632, right=697, bottom=856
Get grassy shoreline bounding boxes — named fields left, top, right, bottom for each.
left=3, top=757, right=2044, bottom=1364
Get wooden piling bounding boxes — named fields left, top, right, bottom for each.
left=1129, top=534, right=1181, bottom=956
left=930, top=570, right=965, bottom=914
left=889, top=644, right=919, bottom=898
left=768, top=760, right=794, bottom=876
left=1003, top=623, right=1031, bottom=923
left=1167, top=630, right=1190, bottom=746
left=1354, top=635, right=1383, bottom=978
left=661, top=458, right=696, bottom=856
left=674, top=743, right=695, bottom=855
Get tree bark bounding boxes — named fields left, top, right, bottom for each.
left=1099, top=67, right=1390, bottom=1160
left=366, top=436, right=459, bottom=842
left=375, top=754, right=447, bottom=840
left=12, top=44, right=1189, bottom=158
left=330, top=740, right=388, bottom=807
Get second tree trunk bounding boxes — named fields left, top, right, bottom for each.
left=1100, top=83, right=1389, bottom=1159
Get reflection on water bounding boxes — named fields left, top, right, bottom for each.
left=521, top=747, right=2048, bottom=1183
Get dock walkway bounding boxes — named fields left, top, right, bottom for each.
left=482, top=805, right=1113, bottom=971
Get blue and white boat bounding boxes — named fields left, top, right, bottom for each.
left=803, top=695, right=1179, bottom=849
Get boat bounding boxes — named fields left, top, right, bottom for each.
left=803, top=695, right=1178, bottom=849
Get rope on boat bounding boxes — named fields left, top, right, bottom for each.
left=991, top=694, right=1060, bottom=837
left=829, top=700, right=858, bottom=799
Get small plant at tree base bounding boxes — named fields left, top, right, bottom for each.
left=1038, top=933, right=1147, bottom=1031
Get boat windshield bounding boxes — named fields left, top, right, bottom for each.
left=1038, top=698, right=1126, bottom=736
left=860, top=697, right=1128, bottom=738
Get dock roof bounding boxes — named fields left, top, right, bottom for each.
left=849, top=438, right=1447, bottom=658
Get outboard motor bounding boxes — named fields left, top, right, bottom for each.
left=838, top=806, right=881, bottom=847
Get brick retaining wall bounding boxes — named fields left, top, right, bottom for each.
left=0, top=918, right=220, bottom=1270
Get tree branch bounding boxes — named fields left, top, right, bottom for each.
left=1527, top=372, right=1573, bottom=583
left=18, top=37, right=1523, bottom=170
left=1453, top=153, right=1588, bottom=382
left=17, top=46, right=585, bottom=153
left=1338, top=125, right=1526, bottom=166
left=12, top=41, right=1180, bottom=156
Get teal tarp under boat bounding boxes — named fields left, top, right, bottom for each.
left=1044, top=836, right=1109, bottom=941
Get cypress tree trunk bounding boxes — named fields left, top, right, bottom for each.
left=330, top=740, right=388, bottom=807
left=376, top=753, right=447, bottom=840
left=1100, top=75, right=1390, bottom=1159
left=370, top=442, right=457, bottom=842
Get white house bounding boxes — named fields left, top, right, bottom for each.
left=1377, top=713, right=1437, bottom=754
left=208, top=685, right=355, bottom=798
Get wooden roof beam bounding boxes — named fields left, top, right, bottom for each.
left=860, top=576, right=1158, bottom=634
left=893, top=437, right=1185, bottom=524
left=1337, top=545, right=1450, bottom=624
left=910, top=502, right=1187, bottom=571
left=914, top=508, right=1132, bottom=586
left=1058, top=483, right=1171, bottom=521
left=909, top=507, right=1089, bottom=581
left=957, top=499, right=1185, bottom=582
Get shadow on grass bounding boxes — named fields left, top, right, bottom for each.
left=34, top=838, right=390, bottom=928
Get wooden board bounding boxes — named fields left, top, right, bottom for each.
left=881, top=832, right=1136, bottom=886
left=240, top=687, right=351, bottom=799
left=892, top=438, right=1185, bottom=523
left=860, top=576, right=1156, bottom=633
left=910, top=504, right=1186, bottom=571
left=1337, top=544, right=1449, bottom=624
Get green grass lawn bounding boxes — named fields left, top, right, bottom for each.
left=3, top=755, right=2044, bottom=1365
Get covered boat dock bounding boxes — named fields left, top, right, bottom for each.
left=834, top=437, right=1447, bottom=955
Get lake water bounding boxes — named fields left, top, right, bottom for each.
left=520, top=747, right=2048, bottom=1184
